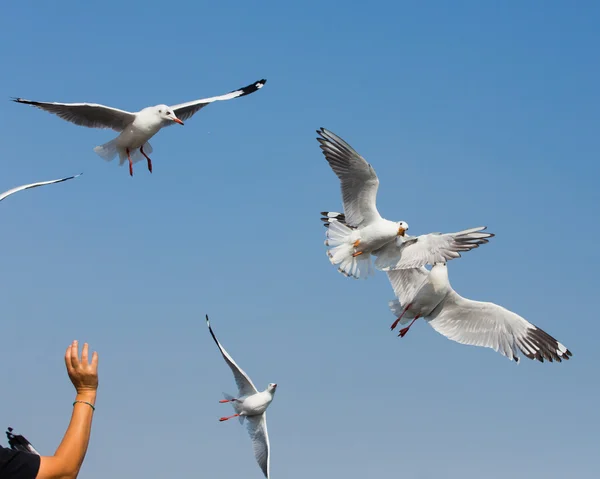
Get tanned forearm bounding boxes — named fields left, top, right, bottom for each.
left=55, top=391, right=96, bottom=473
left=38, top=392, right=96, bottom=479
left=37, top=341, right=99, bottom=479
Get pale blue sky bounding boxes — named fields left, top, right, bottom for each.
left=1, top=1, right=599, bottom=478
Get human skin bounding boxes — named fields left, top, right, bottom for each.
left=36, top=340, right=99, bottom=479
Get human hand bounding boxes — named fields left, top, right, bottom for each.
left=65, top=340, right=99, bottom=395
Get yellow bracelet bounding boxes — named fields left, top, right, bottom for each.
left=73, top=400, right=95, bottom=411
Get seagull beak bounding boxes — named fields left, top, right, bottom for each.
left=172, top=117, right=184, bottom=125
left=397, top=227, right=406, bottom=236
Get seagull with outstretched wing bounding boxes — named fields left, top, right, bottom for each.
left=13, top=79, right=266, bottom=176
left=317, top=129, right=493, bottom=279
left=206, top=315, right=276, bottom=479
left=386, top=263, right=573, bottom=363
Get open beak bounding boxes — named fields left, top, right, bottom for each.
left=172, top=117, right=184, bottom=125
left=397, top=227, right=406, bottom=236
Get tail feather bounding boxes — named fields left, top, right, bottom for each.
left=94, top=141, right=152, bottom=166
left=322, top=214, right=372, bottom=279
left=93, top=139, right=119, bottom=162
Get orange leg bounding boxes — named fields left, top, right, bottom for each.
left=126, top=148, right=133, bottom=176
left=398, top=316, right=420, bottom=338
left=219, top=414, right=240, bottom=422
left=390, top=303, right=412, bottom=331
left=140, top=145, right=152, bottom=173
left=352, top=251, right=364, bottom=257
left=219, top=399, right=237, bottom=403
left=353, top=239, right=361, bottom=247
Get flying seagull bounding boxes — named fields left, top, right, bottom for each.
left=206, top=315, right=276, bottom=479
left=13, top=79, right=267, bottom=176
left=387, top=263, right=573, bottom=363
left=317, top=128, right=492, bottom=279
left=6, top=427, right=40, bottom=455
left=1, top=174, right=81, bottom=203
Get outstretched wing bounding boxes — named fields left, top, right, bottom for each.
left=0, top=174, right=82, bottom=203
left=12, top=98, right=136, bottom=131
left=375, top=227, right=493, bottom=270
left=246, top=414, right=270, bottom=479
left=168, top=79, right=266, bottom=123
left=428, top=290, right=572, bottom=363
left=206, top=315, right=258, bottom=397
left=6, top=428, right=40, bottom=455
left=386, top=267, right=430, bottom=306
left=317, top=128, right=381, bottom=227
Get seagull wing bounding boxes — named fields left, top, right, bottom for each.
left=374, top=227, right=493, bottom=270
left=0, top=174, right=82, bottom=203
left=168, top=79, right=266, bottom=123
left=317, top=128, right=381, bottom=227
left=386, top=267, right=430, bottom=306
left=428, top=290, right=572, bottom=363
left=6, top=428, right=40, bottom=455
left=246, top=414, right=270, bottom=479
left=206, top=315, right=258, bottom=397
left=12, top=98, right=136, bottom=131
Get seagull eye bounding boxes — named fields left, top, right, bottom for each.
left=158, top=109, right=162, bottom=113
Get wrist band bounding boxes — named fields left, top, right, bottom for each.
left=73, top=400, right=95, bottom=411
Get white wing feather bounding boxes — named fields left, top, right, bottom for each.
left=0, top=174, right=82, bottom=203
left=428, top=290, right=572, bottom=363
left=246, top=414, right=270, bottom=479
left=317, top=128, right=381, bottom=227
left=206, top=316, right=258, bottom=397
left=12, top=99, right=136, bottom=131
left=375, top=227, right=493, bottom=270
left=168, top=79, right=266, bottom=123
left=386, top=267, right=429, bottom=306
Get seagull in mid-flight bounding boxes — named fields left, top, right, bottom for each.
left=206, top=315, right=276, bottom=479
left=1, top=174, right=81, bottom=203
left=13, top=79, right=267, bottom=176
left=317, top=128, right=493, bottom=279
left=386, top=263, right=572, bottom=363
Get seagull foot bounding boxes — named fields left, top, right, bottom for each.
left=219, top=414, right=240, bottom=422
left=390, top=303, right=412, bottom=331
left=219, top=399, right=236, bottom=403
left=352, top=251, right=363, bottom=257
left=353, top=239, right=361, bottom=247
left=397, top=316, right=419, bottom=338
left=140, top=145, right=152, bottom=174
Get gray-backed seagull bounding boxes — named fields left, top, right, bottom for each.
left=206, top=315, right=276, bottom=479
left=387, top=263, right=573, bottom=363
left=13, top=79, right=266, bottom=176
left=317, top=127, right=493, bottom=279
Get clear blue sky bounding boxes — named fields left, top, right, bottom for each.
left=1, top=1, right=598, bottom=478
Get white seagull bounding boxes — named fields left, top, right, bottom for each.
left=1, top=174, right=81, bottom=203
left=206, top=315, right=276, bottom=479
left=6, top=427, right=40, bottom=455
left=13, top=79, right=266, bottom=177
left=317, top=128, right=493, bottom=279
left=386, top=263, right=573, bottom=363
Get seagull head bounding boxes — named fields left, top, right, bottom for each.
left=155, top=105, right=184, bottom=125
left=397, top=221, right=409, bottom=236
left=267, top=383, right=278, bottom=393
